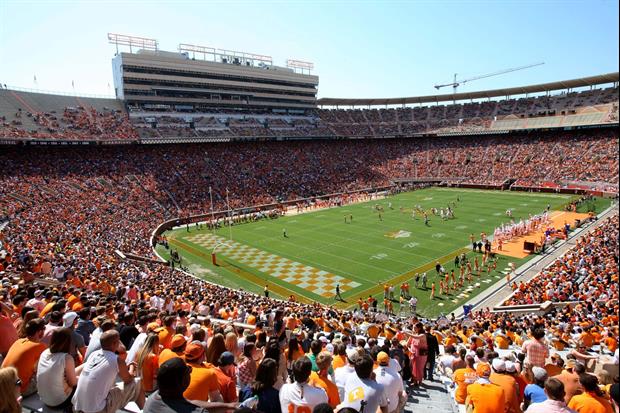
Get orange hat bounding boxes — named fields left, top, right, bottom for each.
left=147, top=322, right=161, bottom=332
left=184, top=342, right=205, bottom=361
left=377, top=351, right=390, bottom=365
left=476, top=362, right=491, bottom=377
left=170, top=334, right=186, bottom=349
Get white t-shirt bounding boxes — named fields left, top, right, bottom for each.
left=72, top=349, right=119, bottom=413
left=334, top=364, right=355, bottom=399
left=279, top=382, right=328, bottom=413
left=374, top=365, right=404, bottom=412
left=342, top=374, right=388, bottom=413
left=439, top=354, right=458, bottom=370
left=37, top=350, right=70, bottom=406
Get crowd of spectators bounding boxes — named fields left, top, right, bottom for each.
left=0, top=106, right=138, bottom=141
left=0, top=125, right=618, bottom=412
left=1, top=86, right=617, bottom=141
left=504, top=215, right=619, bottom=306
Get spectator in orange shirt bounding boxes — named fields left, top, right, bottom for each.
left=134, top=333, right=160, bottom=393
left=1, top=318, right=47, bottom=396
left=158, top=334, right=186, bottom=365
left=568, top=373, right=614, bottom=413
left=213, top=351, right=238, bottom=403
left=158, top=316, right=176, bottom=350
left=309, top=352, right=340, bottom=408
left=466, top=362, right=506, bottom=413
left=490, top=358, right=522, bottom=413
left=453, top=355, right=477, bottom=404
left=182, top=341, right=222, bottom=402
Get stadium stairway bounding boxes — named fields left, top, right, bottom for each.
left=404, top=380, right=459, bottom=413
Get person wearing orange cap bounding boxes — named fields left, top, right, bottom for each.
left=182, top=341, right=223, bottom=403
left=374, top=351, right=406, bottom=413
left=158, top=334, right=186, bottom=365
left=465, top=362, right=506, bottom=413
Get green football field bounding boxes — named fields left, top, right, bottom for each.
left=156, top=188, right=609, bottom=318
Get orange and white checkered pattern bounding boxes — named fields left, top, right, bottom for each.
left=186, top=233, right=361, bottom=297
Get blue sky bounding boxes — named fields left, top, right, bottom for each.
left=1, top=0, right=618, bottom=99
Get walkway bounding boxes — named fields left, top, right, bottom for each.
left=405, top=381, right=457, bottom=413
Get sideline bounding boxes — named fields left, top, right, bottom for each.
left=453, top=202, right=618, bottom=317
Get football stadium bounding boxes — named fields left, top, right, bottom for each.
left=0, top=2, right=619, bottom=413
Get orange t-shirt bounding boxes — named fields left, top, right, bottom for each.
left=39, top=302, right=56, bottom=319
left=490, top=372, right=521, bottom=413
left=1, top=338, right=47, bottom=392
left=0, top=314, right=18, bottom=356
left=141, top=353, right=159, bottom=392
left=568, top=391, right=614, bottom=413
left=183, top=362, right=220, bottom=401
left=466, top=382, right=506, bottom=413
left=309, top=371, right=340, bottom=408
left=453, top=367, right=476, bottom=404
left=213, top=367, right=237, bottom=403
left=495, top=336, right=510, bottom=349
left=604, top=337, right=617, bottom=352
left=158, top=349, right=184, bottom=366
left=332, top=355, right=346, bottom=370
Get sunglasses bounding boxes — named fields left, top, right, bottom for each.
left=15, top=378, right=22, bottom=387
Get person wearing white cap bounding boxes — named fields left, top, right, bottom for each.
left=334, top=348, right=358, bottom=401
left=63, top=311, right=86, bottom=363
left=523, top=366, right=549, bottom=410
left=26, top=290, right=45, bottom=313
left=490, top=358, right=522, bottom=413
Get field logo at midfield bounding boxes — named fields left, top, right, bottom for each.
left=385, top=230, right=411, bottom=239
left=185, top=233, right=361, bottom=298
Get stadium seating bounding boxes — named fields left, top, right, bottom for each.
left=1, top=86, right=618, bottom=141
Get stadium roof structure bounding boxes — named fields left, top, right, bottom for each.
left=317, top=72, right=619, bottom=107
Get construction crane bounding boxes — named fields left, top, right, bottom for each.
left=434, top=62, right=545, bottom=95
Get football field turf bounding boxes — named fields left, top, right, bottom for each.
left=157, top=188, right=608, bottom=318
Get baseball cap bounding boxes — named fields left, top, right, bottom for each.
left=476, top=362, right=491, bottom=377
left=532, top=366, right=548, bottom=381
left=492, top=358, right=506, bottom=372
left=147, top=322, right=161, bottom=332
left=565, top=359, right=577, bottom=370
left=62, top=312, right=78, bottom=327
left=377, top=351, right=390, bottom=365
left=218, top=351, right=236, bottom=366
left=184, top=342, right=205, bottom=361
left=318, top=336, right=329, bottom=344
left=505, top=361, right=516, bottom=373
left=170, top=334, right=186, bottom=349
left=158, top=357, right=191, bottom=389
left=346, top=348, right=359, bottom=362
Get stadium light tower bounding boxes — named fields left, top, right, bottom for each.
left=434, top=62, right=545, bottom=102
